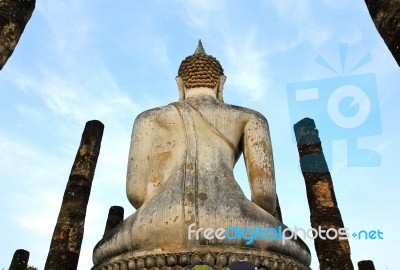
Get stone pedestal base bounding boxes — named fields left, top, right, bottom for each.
left=92, top=246, right=311, bottom=270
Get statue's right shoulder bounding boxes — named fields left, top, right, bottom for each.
left=224, top=103, right=268, bottom=124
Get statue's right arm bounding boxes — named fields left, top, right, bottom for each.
left=126, top=113, right=154, bottom=209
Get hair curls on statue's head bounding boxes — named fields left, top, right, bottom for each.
left=178, top=40, right=224, bottom=89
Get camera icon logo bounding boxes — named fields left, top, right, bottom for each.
left=286, top=43, right=382, bottom=168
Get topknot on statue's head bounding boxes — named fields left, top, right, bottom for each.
left=178, top=40, right=224, bottom=89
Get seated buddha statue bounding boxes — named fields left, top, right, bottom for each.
left=92, top=41, right=311, bottom=270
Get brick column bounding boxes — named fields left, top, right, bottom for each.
left=9, top=249, right=29, bottom=270
left=45, top=120, right=104, bottom=270
left=294, top=118, right=353, bottom=270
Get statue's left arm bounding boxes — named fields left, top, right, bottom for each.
left=243, top=113, right=276, bottom=214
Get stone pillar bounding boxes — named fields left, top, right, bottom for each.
left=293, top=118, right=353, bottom=270
left=365, top=0, right=400, bottom=66
left=9, top=249, right=29, bottom=270
left=103, top=206, right=124, bottom=238
left=0, top=0, right=36, bottom=70
left=357, top=260, right=375, bottom=270
left=45, top=120, right=104, bottom=270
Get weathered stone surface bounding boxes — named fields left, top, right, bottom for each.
left=294, top=118, right=353, bottom=270
left=357, top=260, right=375, bottom=270
left=0, top=0, right=35, bottom=70
left=103, top=206, right=124, bottom=238
left=9, top=249, right=29, bottom=270
left=45, top=120, right=104, bottom=270
left=92, top=42, right=310, bottom=268
left=365, top=0, right=400, bottom=66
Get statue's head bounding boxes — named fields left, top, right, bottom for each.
left=176, top=40, right=226, bottom=102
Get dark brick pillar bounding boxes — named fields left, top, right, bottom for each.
left=365, top=0, right=400, bottom=66
left=357, top=260, right=375, bottom=270
left=103, top=206, right=124, bottom=238
left=9, top=249, right=29, bottom=270
left=0, top=0, right=36, bottom=69
left=45, top=120, right=104, bottom=270
left=294, top=118, right=353, bottom=270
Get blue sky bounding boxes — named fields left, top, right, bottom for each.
left=1, top=0, right=399, bottom=269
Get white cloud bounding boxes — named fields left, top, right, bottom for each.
left=36, top=0, right=94, bottom=58
left=263, top=0, right=333, bottom=51
left=19, top=192, right=63, bottom=235
left=300, top=26, right=331, bottom=48
left=17, top=104, right=45, bottom=124
left=323, top=0, right=365, bottom=10
left=0, top=135, right=65, bottom=183
left=225, top=31, right=269, bottom=100
left=1, top=13, right=139, bottom=266
left=0, top=133, right=69, bottom=242
left=181, top=0, right=225, bottom=30
left=269, top=0, right=311, bottom=22
left=4, top=57, right=139, bottom=139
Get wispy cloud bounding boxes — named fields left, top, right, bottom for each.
left=269, top=0, right=311, bottom=22
left=36, top=0, right=94, bottom=59
left=181, top=0, right=226, bottom=31
left=177, top=2, right=271, bottom=100
left=266, top=0, right=332, bottom=49
left=1, top=1, right=141, bottom=268
left=4, top=62, right=139, bottom=145
left=0, top=134, right=69, bottom=237
left=0, top=129, right=125, bottom=268
left=224, top=31, right=269, bottom=100
left=322, top=0, right=364, bottom=10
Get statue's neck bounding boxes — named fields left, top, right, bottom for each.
left=184, top=87, right=217, bottom=99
